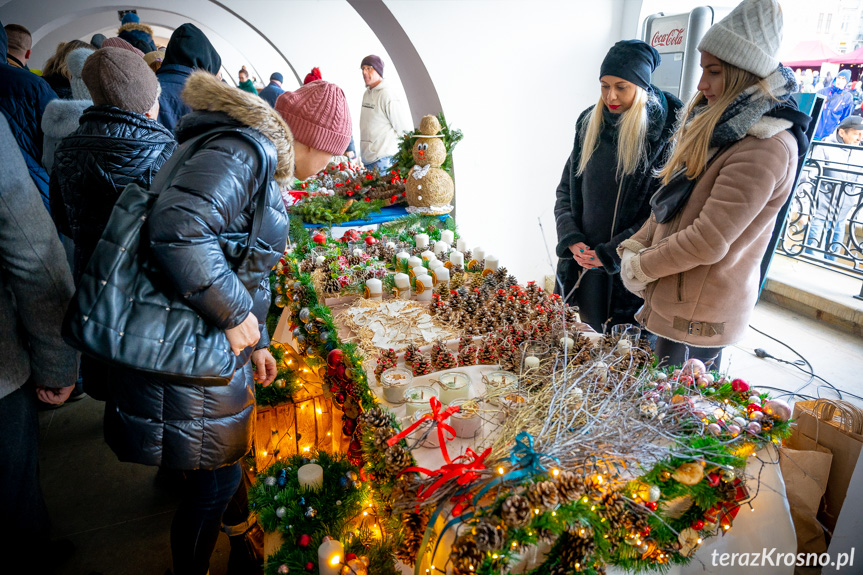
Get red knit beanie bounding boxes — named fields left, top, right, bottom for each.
left=275, top=80, right=352, bottom=156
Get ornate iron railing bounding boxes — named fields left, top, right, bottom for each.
left=778, top=139, right=863, bottom=298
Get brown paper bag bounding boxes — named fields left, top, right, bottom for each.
left=791, top=399, right=863, bottom=537
left=778, top=445, right=832, bottom=553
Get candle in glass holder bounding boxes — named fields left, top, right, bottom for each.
left=441, top=230, right=455, bottom=245
left=472, top=247, right=486, bottom=262
left=420, top=250, right=435, bottom=262
left=438, top=371, right=471, bottom=404
left=394, top=273, right=411, bottom=299
left=414, top=233, right=429, bottom=249
left=318, top=537, right=344, bottom=575
left=352, top=248, right=364, bottom=257
left=485, top=371, right=518, bottom=394
left=297, top=463, right=324, bottom=491
left=365, top=278, right=382, bottom=300
left=415, top=274, right=433, bottom=301
left=449, top=398, right=482, bottom=439
left=484, top=255, right=500, bottom=272
left=381, top=367, right=412, bottom=403
left=456, top=238, right=467, bottom=252
left=315, top=255, right=326, bottom=265
left=434, top=240, right=449, bottom=257
left=523, top=356, right=540, bottom=370
left=385, top=241, right=397, bottom=249
left=449, top=251, right=464, bottom=267
left=405, top=385, right=438, bottom=417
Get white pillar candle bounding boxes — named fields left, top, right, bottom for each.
left=297, top=463, right=324, bottom=491
left=524, top=356, right=540, bottom=370
left=456, top=238, right=467, bottom=252
left=434, top=240, right=449, bottom=256
left=472, top=247, right=486, bottom=262
left=420, top=250, right=435, bottom=262
left=318, top=538, right=344, bottom=575
left=432, top=267, right=450, bottom=284
left=560, top=337, right=575, bottom=351
left=415, top=274, right=433, bottom=301
left=315, top=256, right=326, bottom=265
left=412, top=266, right=428, bottom=279
left=365, top=278, right=382, bottom=300
left=352, top=248, right=364, bottom=257
left=414, top=233, right=429, bottom=249
left=407, top=256, right=422, bottom=269
left=484, top=255, right=500, bottom=272
left=429, top=259, right=444, bottom=271
left=449, top=251, right=464, bottom=267
left=385, top=241, right=396, bottom=249
left=395, top=251, right=410, bottom=264
left=394, top=273, right=411, bottom=299
left=616, top=339, right=631, bottom=354
left=441, top=230, right=455, bottom=245
left=594, top=361, right=608, bottom=383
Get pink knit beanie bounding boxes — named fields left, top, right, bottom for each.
left=274, top=80, right=352, bottom=156
left=101, top=36, right=145, bottom=58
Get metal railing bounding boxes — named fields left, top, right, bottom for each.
left=778, top=139, right=863, bottom=299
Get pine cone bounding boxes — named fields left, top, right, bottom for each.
left=434, top=350, right=457, bottom=371
left=463, top=250, right=473, bottom=262
left=469, top=274, right=484, bottom=290
left=527, top=481, right=560, bottom=511
left=458, top=347, right=477, bottom=367
left=449, top=272, right=465, bottom=290
left=505, top=275, right=518, bottom=288
left=412, top=356, right=432, bottom=376
left=323, top=276, right=341, bottom=294
left=396, top=510, right=429, bottom=566
left=472, top=520, right=505, bottom=552
left=493, top=267, right=509, bottom=284
left=556, top=471, right=586, bottom=502
left=451, top=535, right=483, bottom=575
left=501, top=494, right=531, bottom=528
left=300, top=259, right=315, bottom=273
left=403, top=344, right=420, bottom=367
left=384, top=443, right=412, bottom=475
left=347, top=255, right=362, bottom=266
left=559, top=527, right=596, bottom=570
left=599, top=491, right=628, bottom=528
left=373, top=426, right=396, bottom=450
left=360, top=406, right=391, bottom=429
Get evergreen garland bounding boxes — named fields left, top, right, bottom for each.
left=290, top=195, right=385, bottom=225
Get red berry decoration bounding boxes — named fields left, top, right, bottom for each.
left=641, top=526, right=651, bottom=537
left=645, top=501, right=658, bottom=511
left=707, top=473, right=721, bottom=487
left=298, top=534, right=311, bottom=548
left=312, top=233, right=326, bottom=245
left=678, top=375, right=693, bottom=387
left=305, top=562, right=314, bottom=572
left=731, top=379, right=750, bottom=392
left=691, top=519, right=705, bottom=530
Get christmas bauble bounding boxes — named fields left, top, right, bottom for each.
left=298, top=496, right=306, bottom=507
left=342, top=419, right=357, bottom=436
left=305, top=506, right=316, bottom=518
left=274, top=295, right=285, bottom=308
left=312, top=233, right=327, bottom=244
left=276, top=506, right=287, bottom=518
left=327, top=349, right=345, bottom=368
left=274, top=379, right=285, bottom=389
left=346, top=471, right=358, bottom=481
left=339, top=476, right=349, bottom=489
left=299, top=534, right=311, bottom=547
left=763, top=399, right=792, bottom=422
left=278, top=565, right=289, bottom=574
left=264, top=476, right=277, bottom=487
left=277, top=469, right=288, bottom=488
left=299, top=307, right=311, bottom=322
left=305, top=562, right=315, bottom=572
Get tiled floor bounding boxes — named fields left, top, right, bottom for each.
left=38, top=300, right=863, bottom=575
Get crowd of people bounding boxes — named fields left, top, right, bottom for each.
left=0, top=0, right=815, bottom=574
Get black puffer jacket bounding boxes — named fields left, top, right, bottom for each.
left=553, top=87, right=682, bottom=326
left=104, top=71, right=292, bottom=470
left=50, top=105, right=176, bottom=282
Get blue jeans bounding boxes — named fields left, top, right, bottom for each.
left=170, top=462, right=242, bottom=575
left=365, top=156, right=394, bottom=175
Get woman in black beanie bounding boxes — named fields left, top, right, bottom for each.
left=553, top=40, right=683, bottom=333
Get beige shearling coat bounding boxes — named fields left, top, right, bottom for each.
left=620, top=121, right=797, bottom=347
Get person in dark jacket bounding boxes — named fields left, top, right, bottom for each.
left=258, top=71, right=285, bottom=107
left=117, top=11, right=157, bottom=54
left=157, top=23, right=222, bottom=132
left=104, top=70, right=351, bottom=575
left=0, top=21, right=57, bottom=212
left=41, top=46, right=95, bottom=173
left=50, top=47, right=175, bottom=400
left=554, top=40, right=682, bottom=333
left=40, top=39, right=92, bottom=100
left=0, top=113, right=78, bottom=572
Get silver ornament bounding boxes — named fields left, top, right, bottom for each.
left=264, top=476, right=277, bottom=487
left=276, top=506, right=287, bottom=518
left=299, top=308, right=311, bottom=322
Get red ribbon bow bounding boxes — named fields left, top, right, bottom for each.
left=288, top=190, right=309, bottom=204
left=386, top=396, right=459, bottom=463
left=402, top=447, right=492, bottom=503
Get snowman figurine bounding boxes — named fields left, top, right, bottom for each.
left=405, top=115, right=454, bottom=215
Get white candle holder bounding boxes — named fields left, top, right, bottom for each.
left=404, top=385, right=438, bottom=417
left=449, top=398, right=483, bottom=439
left=381, top=368, right=412, bottom=403
left=437, top=371, right=471, bottom=405
left=411, top=409, right=440, bottom=448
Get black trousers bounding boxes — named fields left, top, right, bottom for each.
left=573, top=269, right=636, bottom=333
left=653, top=335, right=723, bottom=369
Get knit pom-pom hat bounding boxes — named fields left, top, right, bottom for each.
left=697, top=0, right=783, bottom=78
left=66, top=47, right=95, bottom=100
left=274, top=80, right=352, bottom=155
left=304, top=67, right=322, bottom=85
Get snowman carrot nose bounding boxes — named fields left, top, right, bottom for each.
left=418, top=150, right=425, bottom=156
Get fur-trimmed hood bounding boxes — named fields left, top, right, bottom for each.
left=182, top=71, right=294, bottom=185
left=118, top=22, right=154, bottom=36
left=42, top=99, right=92, bottom=139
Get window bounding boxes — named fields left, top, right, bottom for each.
left=818, top=13, right=825, bottom=33
left=826, top=13, right=833, bottom=33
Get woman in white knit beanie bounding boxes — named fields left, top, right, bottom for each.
left=617, top=0, right=812, bottom=367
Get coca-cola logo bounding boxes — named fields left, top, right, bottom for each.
left=652, top=28, right=685, bottom=47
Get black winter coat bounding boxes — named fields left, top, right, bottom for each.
left=50, top=105, right=176, bottom=282
left=553, top=87, right=682, bottom=327
left=104, top=71, right=292, bottom=470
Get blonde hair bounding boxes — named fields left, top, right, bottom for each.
left=658, top=60, right=772, bottom=184
left=42, top=40, right=91, bottom=79
left=577, top=86, right=654, bottom=179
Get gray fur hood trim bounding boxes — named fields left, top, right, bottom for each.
left=42, top=99, right=92, bottom=139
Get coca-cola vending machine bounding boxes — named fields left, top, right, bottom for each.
left=642, top=7, right=715, bottom=102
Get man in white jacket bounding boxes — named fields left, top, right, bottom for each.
left=804, top=114, right=863, bottom=261
left=359, top=55, right=412, bottom=173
